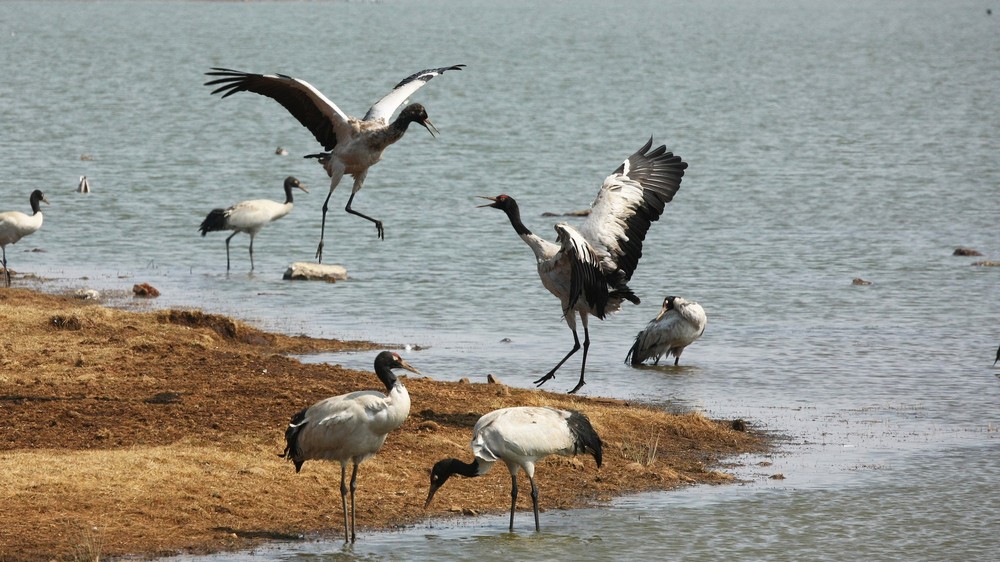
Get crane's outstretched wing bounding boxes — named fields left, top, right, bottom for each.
left=363, top=65, right=465, bottom=123
left=578, top=138, right=688, bottom=285
left=205, top=68, right=351, bottom=151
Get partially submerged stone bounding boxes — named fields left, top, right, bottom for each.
left=133, top=283, right=160, bottom=297
left=953, top=247, right=983, bottom=256
left=283, top=262, right=348, bottom=282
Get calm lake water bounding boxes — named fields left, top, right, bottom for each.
left=3, top=0, right=999, bottom=560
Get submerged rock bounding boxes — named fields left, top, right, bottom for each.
left=133, top=283, right=160, bottom=297
left=953, top=247, right=983, bottom=256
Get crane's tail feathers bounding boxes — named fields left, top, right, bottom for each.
left=282, top=408, right=309, bottom=473
left=610, top=288, right=640, bottom=306
left=304, top=152, right=332, bottom=164
left=624, top=335, right=643, bottom=366
left=198, top=209, right=228, bottom=236
left=566, top=410, right=603, bottom=468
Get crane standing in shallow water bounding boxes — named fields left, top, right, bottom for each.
left=280, top=351, right=420, bottom=543
left=205, top=65, right=464, bottom=262
left=424, top=406, right=602, bottom=532
left=625, top=295, right=707, bottom=366
left=480, top=138, right=688, bottom=393
left=0, top=190, right=48, bottom=287
left=198, top=176, right=308, bottom=271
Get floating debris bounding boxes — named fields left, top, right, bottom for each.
left=852, top=277, right=872, bottom=285
left=541, top=209, right=590, bottom=217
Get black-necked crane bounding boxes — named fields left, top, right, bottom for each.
left=625, top=295, right=707, bottom=366
left=198, top=176, right=308, bottom=271
left=424, top=406, right=602, bottom=533
left=480, top=138, right=688, bottom=393
left=205, top=64, right=465, bottom=262
left=0, top=190, right=48, bottom=287
left=280, top=350, right=419, bottom=543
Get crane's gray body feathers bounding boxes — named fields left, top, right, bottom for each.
left=626, top=297, right=707, bottom=366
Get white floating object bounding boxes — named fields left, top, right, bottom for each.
left=283, top=262, right=347, bottom=282
left=73, top=289, right=100, bottom=300
left=77, top=175, right=90, bottom=193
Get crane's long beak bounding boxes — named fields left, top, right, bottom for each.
left=421, top=118, right=439, bottom=138
left=654, top=306, right=668, bottom=322
left=424, top=482, right=441, bottom=508
left=476, top=196, right=498, bottom=208
left=398, top=358, right=421, bottom=375
left=297, top=184, right=309, bottom=194
left=42, top=196, right=50, bottom=205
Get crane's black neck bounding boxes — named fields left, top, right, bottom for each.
left=29, top=191, right=45, bottom=215
left=499, top=200, right=532, bottom=237
left=440, top=457, right=481, bottom=479
left=283, top=184, right=296, bottom=205
left=373, top=353, right=401, bottom=393
left=390, top=104, right=425, bottom=135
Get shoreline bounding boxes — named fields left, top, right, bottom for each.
left=0, top=288, right=767, bottom=560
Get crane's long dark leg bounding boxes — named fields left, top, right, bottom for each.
left=339, top=464, right=350, bottom=543
left=343, top=171, right=382, bottom=240
left=508, top=471, right=519, bottom=532
left=529, top=475, right=540, bottom=531
left=349, top=462, right=359, bottom=543
left=567, top=315, right=591, bottom=394
left=344, top=193, right=383, bottom=240
left=2, top=246, right=9, bottom=286
left=248, top=234, right=255, bottom=271
left=315, top=166, right=346, bottom=264
left=317, top=188, right=335, bottom=264
left=534, top=312, right=580, bottom=387
left=224, top=232, right=238, bottom=272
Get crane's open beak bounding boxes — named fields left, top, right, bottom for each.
left=397, top=358, right=421, bottom=376
left=421, top=118, right=439, bottom=138
left=476, top=196, right=498, bottom=208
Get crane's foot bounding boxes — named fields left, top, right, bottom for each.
left=533, top=372, right=555, bottom=387
left=566, top=379, right=586, bottom=394
left=315, top=242, right=325, bottom=263
left=375, top=221, right=384, bottom=240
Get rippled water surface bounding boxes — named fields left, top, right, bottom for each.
left=3, top=0, right=999, bottom=560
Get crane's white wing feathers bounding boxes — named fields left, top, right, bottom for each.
left=363, top=65, right=465, bottom=123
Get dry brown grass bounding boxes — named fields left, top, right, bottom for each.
left=0, top=288, right=766, bottom=560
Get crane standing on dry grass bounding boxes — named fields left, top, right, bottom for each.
left=280, top=351, right=420, bottom=543
left=425, top=406, right=603, bottom=532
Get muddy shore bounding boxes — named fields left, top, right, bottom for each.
left=0, top=288, right=766, bottom=560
